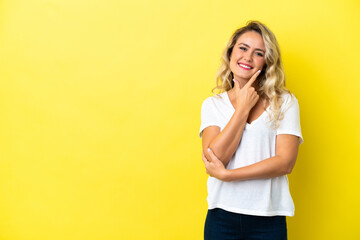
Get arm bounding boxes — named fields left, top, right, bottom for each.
left=202, top=108, right=249, bottom=166
left=202, top=70, right=261, bottom=166
left=202, top=134, right=300, bottom=181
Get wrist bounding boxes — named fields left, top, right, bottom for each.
left=234, top=106, right=250, bottom=118
left=222, top=169, right=232, bottom=182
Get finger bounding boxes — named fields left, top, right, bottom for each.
left=202, top=151, right=210, bottom=164
left=202, top=152, right=207, bottom=164
left=245, top=69, right=261, bottom=88
left=207, top=148, right=220, bottom=161
left=202, top=151, right=210, bottom=163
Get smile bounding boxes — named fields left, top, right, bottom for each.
left=238, top=63, right=253, bottom=70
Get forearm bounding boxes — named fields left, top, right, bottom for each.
left=208, top=108, right=249, bottom=166
left=224, top=156, right=294, bottom=182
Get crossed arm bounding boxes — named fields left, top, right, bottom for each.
left=202, top=108, right=249, bottom=167
left=202, top=72, right=261, bottom=167
left=202, top=133, right=300, bottom=182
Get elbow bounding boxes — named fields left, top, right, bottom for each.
left=284, top=166, right=293, bottom=175
left=283, top=161, right=296, bottom=175
left=208, top=146, right=231, bottom=166
left=277, top=155, right=296, bottom=175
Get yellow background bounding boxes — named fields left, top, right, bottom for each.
left=0, top=0, right=359, bottom=239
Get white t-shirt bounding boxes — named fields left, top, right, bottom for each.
left=199, top=91, right=303, bottom=216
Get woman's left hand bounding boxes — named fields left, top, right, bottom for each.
left=202, top=149, right=230, bottom=182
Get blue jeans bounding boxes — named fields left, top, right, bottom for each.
left=204, top=208, right=287, bottom=240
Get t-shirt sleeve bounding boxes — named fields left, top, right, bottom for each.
left=276, top=94, right=304, bottom=144
left=199, top=98, right=221, bottom=138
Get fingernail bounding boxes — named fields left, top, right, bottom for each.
left=207, top=148, right=211, bottom=152
left=257, top=70, right=261, bottom=74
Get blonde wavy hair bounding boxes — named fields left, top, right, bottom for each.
left=213, top=20, right=294, bottom=129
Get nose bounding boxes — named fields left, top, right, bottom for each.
left=243, top=51, right=253, bottom=62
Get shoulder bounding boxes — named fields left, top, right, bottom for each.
left=280, top=92, right=299, bottom=111
left=280, top=92, right=298, bottom=103
left=201, top=92, right=226, bottom=107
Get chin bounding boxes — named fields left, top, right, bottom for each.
left=234, top=73, right=253, bottom=80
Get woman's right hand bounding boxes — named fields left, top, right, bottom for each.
left=233, top=70, right=261, bottom=112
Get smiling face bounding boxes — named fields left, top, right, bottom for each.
left=229, top=31, right=266, bottom=84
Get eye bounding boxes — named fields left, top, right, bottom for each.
left=255, top=52, right=264, bottom=57
left=240, top=47, right=247, bottom=51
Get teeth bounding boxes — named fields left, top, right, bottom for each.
left=239, top=64, right=252, bottom=69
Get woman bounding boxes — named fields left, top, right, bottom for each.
left=199, top=20, right=303, bottom=240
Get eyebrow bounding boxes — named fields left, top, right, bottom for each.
left=238, top=43, right=265, bottom=53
